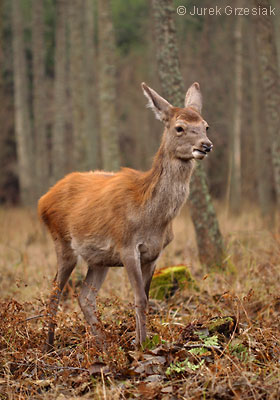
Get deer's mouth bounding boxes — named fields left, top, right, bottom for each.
left=192, top=149, right=207, bottom=160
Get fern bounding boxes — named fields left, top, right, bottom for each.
left=166, top=358, right=204, bottom=375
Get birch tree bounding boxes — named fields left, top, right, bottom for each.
left=12, top=0, right=34, bottom=205
left=271, top=0, right=280, bottom=70
left=52, top=0, right=67, bottom=182
left=84, top=0, right=99, bottom=170
left=230, top=11, right=243, bottom=213
left=68, top=0, right=88, bottom=170
left=32, top=0, right=48, bottom=197
left=98, top=0, right=120, bottom=171
left=254, top=0, right=280, bottom=207
left=249, top=16, right=274, bottom=218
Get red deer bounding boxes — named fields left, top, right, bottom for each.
left=38, top=82, right=212, bottom=349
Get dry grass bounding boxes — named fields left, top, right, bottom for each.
left=0, top=205, right=280, bottom=399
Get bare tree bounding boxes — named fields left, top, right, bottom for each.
left=0, top=0, right=4, bottom=175
left=67, top=0, right=98, bottom=171
left=230, top=11, right=243, bottom=213
left=12, top=0, right=34, bottom=205
left=98, top=0, right=120, bottom=171
left=68, top=0, right=88, bottom=170
left=0, top=0, right=3, bottom=95
left=254, top=0, right=280, bottom=207
left=84, top=0, right=99, bottom=170
left=249, top=16, right=274, bottom=218
left=32, top=0, right=48, bottom=197
left=151, top=0, right=225, bottom=268
left=52, top=0, right=67, bottom=182
left=271, top=0, right=280, bottom=70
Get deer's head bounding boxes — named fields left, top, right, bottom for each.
left=142, top=82, right=212, bottom=161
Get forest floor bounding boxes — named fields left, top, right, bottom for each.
left=0, top=206, right=280, bottom=399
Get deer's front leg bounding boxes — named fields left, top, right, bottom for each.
left=121, top=248, right=147, bottom=345
left=142, top=261, right=157, bottom=300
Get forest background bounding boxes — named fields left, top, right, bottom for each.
left=1, top=0, right=280, bottom=220
left=1, top=0, right=280, bottom=398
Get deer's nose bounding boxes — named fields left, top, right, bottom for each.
left=202, top=142, right=213, bottom=153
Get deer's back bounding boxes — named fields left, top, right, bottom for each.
left=38, top=169, right=144, bottom=242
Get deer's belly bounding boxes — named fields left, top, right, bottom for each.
left=71, top=237, right=122, bottom=266
left=70, top=226, right=174, bottom=266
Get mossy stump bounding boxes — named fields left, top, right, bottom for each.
left=149, top=265, right=198, bottom=300
left=206, top=316, right=237, bottom=337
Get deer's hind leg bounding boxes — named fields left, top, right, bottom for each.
left=78, top=266, right=109, bottom=345
left=46, top=241, right=77, bottom=351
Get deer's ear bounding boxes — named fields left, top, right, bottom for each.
left=141, top=82, right=172, bottom=123
left=185, top=82, right=202, bottom=114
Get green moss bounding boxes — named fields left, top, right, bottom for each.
left=207, top=316, right=236, bottom=336
left=149, top=265, right=199, bottom=300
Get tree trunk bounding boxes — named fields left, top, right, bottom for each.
left=230, top=10, right=243, bottom=213
left=0, top=0, right=2, bottom=91
left=84, top=0, right=99, bottom=170
left=32, top=0, right=48, bottom=198
left=52, top=0, right=67, bottom=182
left=68, top=0, right=88, bottom=171
left=151, top=0, right=225, bottom=269
left=249, top=16, right=274, bottom=219
left=98, top=0, right=120, bottom=171
left=254, top=0, right=280, bottom=207
left=271, top=0, right=280, bottom=70
left=12, top=0, right=34, bottom=205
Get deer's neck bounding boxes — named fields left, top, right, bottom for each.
left=141, top=141, right=195, bottom=223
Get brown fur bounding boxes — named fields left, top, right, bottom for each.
left=39, top=82, right=213, bottom=349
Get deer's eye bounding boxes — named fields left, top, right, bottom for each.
left=206, top=126, right=210, bottom=131
left=175, top=126, right=184, bottom=134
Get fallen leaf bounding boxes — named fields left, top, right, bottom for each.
left=145, top=374, right=164, bottom=382
left=24, top=378, right=54, bottom=387
left=149, top=345, right=169, bottom=355
left=137, top=382, right=159, bottom=399
left=128, top=350, right=144, bottom=362
left=120, top=367, right=140, bottom=377
left=161, top=386, right=173, bottom=393
left=143, top=354, right=166, bottom=364
left=134, top=363, right=145, bottom=374
left=88, top=362, right=110, bottom=376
